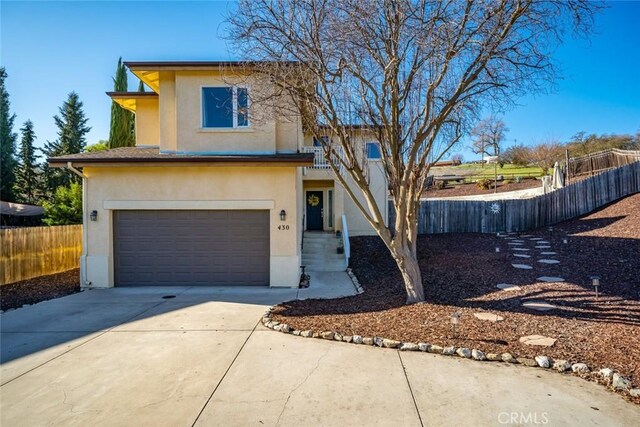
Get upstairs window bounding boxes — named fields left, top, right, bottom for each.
left=366, top=142, right=382, bottom=159
left=202, top=87, right=249, bottom=128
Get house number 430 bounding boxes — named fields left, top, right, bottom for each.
left=277, top=225, right=290, bottom=230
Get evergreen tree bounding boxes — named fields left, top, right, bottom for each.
left=137, top=80, right=145, bottom=92
left=42, top=92, right=91, bottom=194
left=108, top=58, right=135, bottom=148
left=15, top=120, right=42, bottom=204
left=0, top=67, right=18, bottom=202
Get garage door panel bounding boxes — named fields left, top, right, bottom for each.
left=114, top=210, right=270, bottom=286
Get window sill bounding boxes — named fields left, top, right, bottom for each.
left=198, top=127, right=254, bottom=133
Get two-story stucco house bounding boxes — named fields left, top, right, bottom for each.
left=48, top=61, right=388, bottom=289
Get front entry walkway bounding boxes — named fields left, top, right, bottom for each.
left=1, top=281, right=638, bottom=426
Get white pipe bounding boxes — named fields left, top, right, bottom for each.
left=65, top=162, right=90, bottom=287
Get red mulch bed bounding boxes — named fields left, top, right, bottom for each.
left=1, top=269, right=80, bottom=311
left=424, top=179, right=539, bottom=198
left=272, top=193, right=640, bottom=403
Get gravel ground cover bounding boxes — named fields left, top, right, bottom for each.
left=1, top=269, right=80, bottom=311
left=272, top=193, right=640, bottom=402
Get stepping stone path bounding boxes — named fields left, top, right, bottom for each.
left=513, top=254, right=531, bottom=258
left=519, top=335, right=557, bottom=347
left=512, top=248, right=530, bottom=252
left=540, top=252, right=557, bottom=255
left=537, top=276, right=565, bottom=282
left=512, top=263, right=533, bottom=270
left=522, top=300, right=556, bottom=311
left=496, top=283, right=521, bottom=291
left=473, top=312, right=504, bottom=322
left=538, top=259, right=560, bottom=264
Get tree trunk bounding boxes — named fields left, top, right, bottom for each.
left=390, top=230, right=425, bottom=304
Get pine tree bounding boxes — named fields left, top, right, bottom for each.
left=15, top=120, right=41, bottom=204
left=42, top=92, right=91, bottom=194
left=108, top=58, right=135, bottom=148
left=138, top=80, right=145, bottom=92
left=0, top=67, right=18, bottom=202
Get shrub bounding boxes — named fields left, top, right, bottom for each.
left=502, top=179, right=511, bottom=185
left=476, top=178, right=492, bottom=190
left=435, top=180, right=447, bottom=190
left=43, top=182, right=83, bottom=225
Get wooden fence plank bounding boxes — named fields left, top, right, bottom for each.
left=0, top=225, right=82, bottom=285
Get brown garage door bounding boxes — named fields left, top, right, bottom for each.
left=114, top=210, right=269, bottom=286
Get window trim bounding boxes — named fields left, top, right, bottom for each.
left=200, top=85, right=250, bottom=129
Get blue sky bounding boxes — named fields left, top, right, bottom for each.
left=1, top=1, right=639, bottom=160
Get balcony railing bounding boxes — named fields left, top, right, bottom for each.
left=301, top=146, right=344, bottom=171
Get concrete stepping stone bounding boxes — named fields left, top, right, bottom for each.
left=540, top=252, right=557, bottom=255
left=519, top=335, right=557, bottom=347
left=512, top=263, right=533, bottom=270
left=497, top=283, right=521, bottom=291
left=537, top=276, right=565, bottom=282
left=536, top=241, right=550, bottom=245
left=529, top=237, right=544, bottom=241
left=535, top=246, right=552, bottom=249
left=520, top=235, right=532, bottom=238
left=512, top=248, right=530, bottom=252
left=538, top=259, right=560, bottom=264
left=513, top=254, right=531, bottom=258
left=511, top=239, right=525, bottom=243
left=474, top=312, right=504, bottom=322
left=508, top=242, right=524, bottom=246
left=522, top=301, right=556, bottom=311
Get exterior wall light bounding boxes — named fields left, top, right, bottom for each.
left=495, top=247, right=500, bottom=253
left=279, top=209, right=286, bottom=221
left=90, top=210, right=98, bottom=221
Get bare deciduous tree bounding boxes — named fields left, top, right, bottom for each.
left=227, top=0, right=599, bottom=303
left=469, top=116, right=508, bottom=164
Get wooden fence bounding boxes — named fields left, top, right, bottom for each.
left=568, top=148, right=640, bottom=178
left=0, top=225, right=82, bottom=285
left=389, top=161, right=640, bottom=234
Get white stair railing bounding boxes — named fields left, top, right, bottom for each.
left=341, top=214, right=350, bottom=264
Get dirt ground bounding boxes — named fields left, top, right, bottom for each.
left=272, top=193, right=640, bottom=403
left=424, top=178, right=540, bottom=198
left=1, top=269, right=80, bottom=311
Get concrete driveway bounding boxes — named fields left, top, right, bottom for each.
left=1, top=272, right=638, bottom=426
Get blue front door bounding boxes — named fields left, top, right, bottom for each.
left=306, top=191, right=323, bottom=231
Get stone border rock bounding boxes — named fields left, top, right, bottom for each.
left=346, top=268, right=365, bottom=294
left=263, top=279, right=638, bottom=401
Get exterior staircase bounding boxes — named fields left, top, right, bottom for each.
left=301, top=232, right=348, bottom=272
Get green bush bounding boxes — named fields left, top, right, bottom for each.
left=43, top=182, right=83, bottom=225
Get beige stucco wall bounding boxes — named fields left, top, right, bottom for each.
left=135, top=98, right=159, bottom=146
left=158, top=72, right=177, bottom=152
left=147, top=71, right=301, bottom=154
left=82, top=166, right=301, bottom=288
